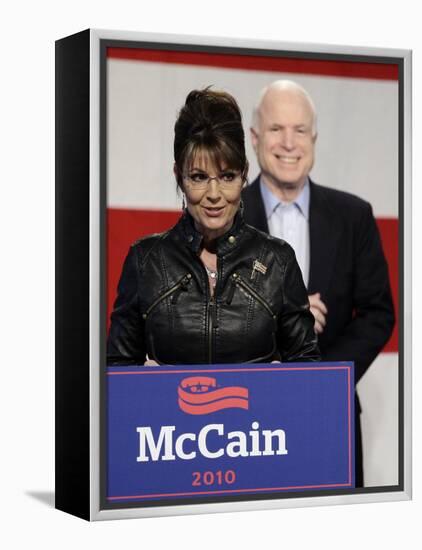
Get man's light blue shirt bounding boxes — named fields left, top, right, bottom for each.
left=259, top=177, right=310, bottom=287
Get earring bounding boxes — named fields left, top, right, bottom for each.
left=182, top=194, right=186, bottom=211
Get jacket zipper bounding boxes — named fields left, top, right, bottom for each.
left=144, top=273, right=191, bottom=318
left=205, top=261, right=220, bottom=364
left=208, top=298, right=214, bottom=363
left=230, top=273, right=276, bottom=319
left=229, top=273, right=278, bottom=362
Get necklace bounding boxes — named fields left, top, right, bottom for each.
left=204, top=264, right=218, bottom=283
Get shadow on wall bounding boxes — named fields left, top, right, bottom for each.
left=26, top=491, right=55, bottom=508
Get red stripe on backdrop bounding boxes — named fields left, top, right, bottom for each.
left=107, top=47, right=399, bottom=80
left=376, top=219, right=399, bottom=353
left=107, top=209, right=398, bottom=353
left=107, top=208, right=181, bottom=332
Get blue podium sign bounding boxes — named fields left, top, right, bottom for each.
left=106, top=362, right=354, bottom=503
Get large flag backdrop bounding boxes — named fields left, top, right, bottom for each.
left=105, top=45, right=399, bottom=487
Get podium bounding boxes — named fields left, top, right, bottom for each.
left=105, top=362, right=355, bottom=505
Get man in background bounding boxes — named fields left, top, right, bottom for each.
left=242, top=80, right=395, bottom=486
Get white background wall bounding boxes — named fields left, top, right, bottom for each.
left=1, top=1, right=420, bottom=548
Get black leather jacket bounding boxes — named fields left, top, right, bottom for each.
left=107, top=212, right=320, bottom=365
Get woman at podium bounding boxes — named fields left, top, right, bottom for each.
left=107, top=88, right=320, bottom=365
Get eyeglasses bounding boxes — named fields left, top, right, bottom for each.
left=183, top=170, right=243, bottom=191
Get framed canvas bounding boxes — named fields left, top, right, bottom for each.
left=55, top=28, right=412, bottom=521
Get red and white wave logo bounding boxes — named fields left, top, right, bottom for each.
left=178, top=376, right=249, bottom=415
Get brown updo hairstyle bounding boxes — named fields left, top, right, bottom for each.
left=174, top=87, right=248, bottom=189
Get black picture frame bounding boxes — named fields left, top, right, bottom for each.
left=55, top=28, right=412, bottom=521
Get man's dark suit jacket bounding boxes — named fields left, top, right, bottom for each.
left=242, top=177, right=395, bottom=385
left=243, top=177, right=395, bottom=486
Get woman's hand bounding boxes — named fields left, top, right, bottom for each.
left=144, top=356, right=159, bottom=366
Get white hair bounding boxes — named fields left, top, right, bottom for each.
left=251, top=79, right=318, bottom=137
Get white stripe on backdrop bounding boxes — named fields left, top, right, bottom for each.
left=107, top=58, right=398, bottom=217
